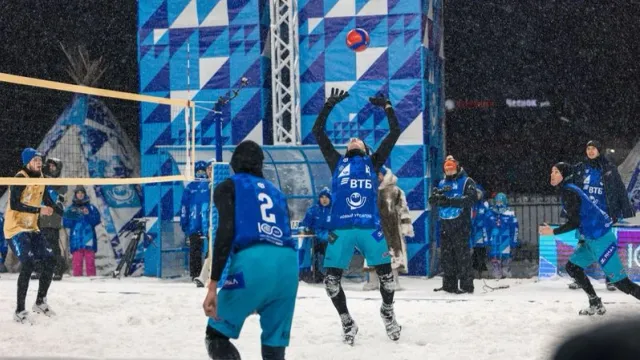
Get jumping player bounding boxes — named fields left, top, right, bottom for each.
left=5, top=148, right=63, bottom=323
left=202, top=140, right=298, bottom=360
left=539, top=163, right=640, bottom=315
left=312, top=88, right=402, bottom=344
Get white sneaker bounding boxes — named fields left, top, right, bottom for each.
left=32, top=298, right=56, bottom=317
left=14, top=310, right=34, bottom=324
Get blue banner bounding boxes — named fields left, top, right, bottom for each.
left=539, top=226, right=640, bottom=281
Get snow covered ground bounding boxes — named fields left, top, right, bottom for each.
left=1, top=274, right=639, bottom=360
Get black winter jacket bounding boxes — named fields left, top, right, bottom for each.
left=573, top=157, right=635, bottom=222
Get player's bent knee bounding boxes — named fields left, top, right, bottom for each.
left=205, top=327, right=241, bottom=360
left=612, top=278, right=636, bottom=295
left=374, top=263, right=392, bottom=276
left=324, top=275, right=341, bottom=298
left=261, top=345, right=285, bottom=360
left=565, top=261, right=582, bottom=278
left=378, top=272, right=395, bottom=293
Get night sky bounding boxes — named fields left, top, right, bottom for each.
left=0, top=1, right=637, bottom=194
left=0, top=1, right=138, bottom=178
left=444, top=2, right=639, bottom=193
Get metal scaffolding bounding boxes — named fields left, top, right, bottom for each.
left=269, top=0, right=301, bottom=144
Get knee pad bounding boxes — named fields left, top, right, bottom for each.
left=205, top=328, right=241, bottom=360
left=324, top=274, right=342, bottom=298
left=378, top=272, right=395, bottom=293
left=261, top=345, right=285, bottom=360
left=375, top=265, right=395, bottom=293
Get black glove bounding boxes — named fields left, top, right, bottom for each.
left=369, top=94, right=391, bottom=108
left=436, top=196, right=450, bottom=206
left=326, top=88, right=349, bottom=108
left=428, top=188, right=442, bottom=205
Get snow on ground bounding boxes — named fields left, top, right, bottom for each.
left=1, top=274, right=638, bottom=360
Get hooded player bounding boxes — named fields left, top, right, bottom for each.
left=470, top=184, right=490, bottom=277
left=312, top=88, right=402, bottom=344
left=299, top=187, right=332, bottom=283
left=180, top=160, right=211, bottom=287
left=486, top=193, right=519, bottom=279
left=539, top=163, right=640, bottom=315
left=569, top=140, right=636, bottom=291
left=429, top=156, right=477, bottom=293
left=203, top=141, right=298, bottom=360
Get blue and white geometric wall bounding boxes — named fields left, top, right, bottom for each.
left=137, top=0, right=445, bottom=276
left=297, top=0, right=445, bottom=275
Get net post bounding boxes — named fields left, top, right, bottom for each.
left=190, top=101, right=196, bottom=180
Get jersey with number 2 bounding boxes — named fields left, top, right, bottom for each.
left=231, top=173, right=295, bottom=251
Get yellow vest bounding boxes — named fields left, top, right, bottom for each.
left=3, top=170, right=45, bottom=239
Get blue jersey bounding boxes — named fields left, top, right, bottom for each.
left=180, top=180, right=211, bottom=237
left=232, top=174, right=295, bottom=252
left=329, top=156, right=380, bottom=230
left=470, top=201, right=490, bottom=247
left=486, top=209, right=519, bottom=258
left=563, top=183, right=613, bottom=240
left=581, top=166, right=608, bottom=214
left=437, top=175, right=470, bottom=220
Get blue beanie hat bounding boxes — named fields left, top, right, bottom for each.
left=194, top=160, right=208, bottom=179
left=21, top=148, right=42, bottom=166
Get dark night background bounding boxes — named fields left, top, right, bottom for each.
left=0, top=1, right=638, bottom=195
left=444, top=2, right=639, bottom=194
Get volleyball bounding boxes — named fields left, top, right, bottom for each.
left=346, top=28, right=370, bottom=52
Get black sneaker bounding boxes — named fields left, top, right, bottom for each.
left=53, top=274, right=63, bottom=281
left=568, top=281, right=582, bottom=290
left=193, top=278, right=204, bottom=288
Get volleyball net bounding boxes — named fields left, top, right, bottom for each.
left=0, top=71, right=199, bottom=277
left=0, top=72, right=196, bottom=186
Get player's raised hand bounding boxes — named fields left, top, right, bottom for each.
left=326, top=88, right=349, bottom=107
left=369, top=94, right=391, bottom=108
left=203, top=283, right=219, bottom=320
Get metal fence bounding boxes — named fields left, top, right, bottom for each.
left=508, top=194, right=563, bottom=246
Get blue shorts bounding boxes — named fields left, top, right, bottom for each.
left=569, top=230, right=626, bottom=282
left=324, top=228, right=391, bottom=270
left=208, top=244, right=299, bottom=347
left=8, top=232, right=53, bottom=263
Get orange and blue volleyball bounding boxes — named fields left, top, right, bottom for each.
left=346, top=28, right=370, bottom=52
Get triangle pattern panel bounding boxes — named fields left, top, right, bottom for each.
left=395, top=147, right=425, bottom=177
left=407, top=244, right=428, bottom=275
left=228, top=0, right=257, bottom=25
left=143, top=62, right=171, bottom=93
left=141, top=0, right=169, bottom=29
left=138, top=0, right=446, bottom=277
left=196, top=0, right=219, bottom=24
left=406, top=211, right=427, bottom=243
